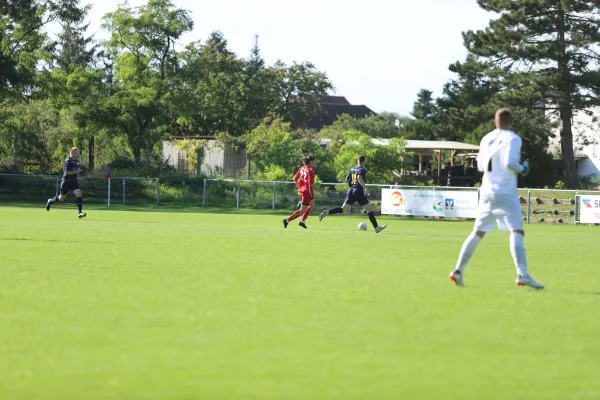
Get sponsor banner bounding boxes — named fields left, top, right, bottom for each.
left=579, top=195, right=600, bottom=223
left=381, top=189, right=479, bottom=218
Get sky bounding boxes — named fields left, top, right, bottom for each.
left=78, top=0, right=494, bottom=116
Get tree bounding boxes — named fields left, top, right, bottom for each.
left=379, top=111, right=411, bottom=127
left=327, top=114, right=399, bottom=138
left=273, top=61, right=333, bottom=127
left=0, top=0, right=87, bottom=94
left=400, top=89, right=440, bottom=140
left=411, top=89, right=436, bottom=120
left=0, top=99, right=58, bottom=171
left=177, top=31, right=248, bottom=137
left=102, top=0, right=193, bottom=165
left=54, top=20, right=97, bottom=74
left=434, top=57, right=501, bottom=142
left=45, top=8, right=104, bottom=169
left=464, top=0, right=600, bottom=188
left=241, top=35, right=279, bottom=133
left=332, top=130, right=408, bottom=184
left=242, top=119, right=305, bottom=178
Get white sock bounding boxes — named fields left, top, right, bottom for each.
left=510, top=233, right=528, bottom=277
left=455, top=232, right=482, bottom=273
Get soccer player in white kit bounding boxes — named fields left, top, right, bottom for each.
left=449, top=109, right=544, bottom=289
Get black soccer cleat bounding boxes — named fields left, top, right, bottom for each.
left=283, top=218, right=289, bottom=229
left=78, top=212, right=87, bottom=219
left=46, top=199, right=52, bottom=211
left=299, top=221, right=307, bottom=229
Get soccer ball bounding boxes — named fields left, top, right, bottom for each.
left=358, top=222, right=368, bottom=231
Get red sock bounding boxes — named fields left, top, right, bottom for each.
left=287, top=210, right=302, bottom=222
left=301, top=207, right=312, bottom=222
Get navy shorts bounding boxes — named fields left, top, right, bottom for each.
left=344, top=188, right=369, bottom=206
left=60, top=180, right=81, bottom=195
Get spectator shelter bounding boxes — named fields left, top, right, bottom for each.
left=373, top=139, right=481, bottom=177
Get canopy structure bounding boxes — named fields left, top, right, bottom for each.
left=372, top=139, right=481, bottom=176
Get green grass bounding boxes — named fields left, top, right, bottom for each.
left=1, top=206, right=600, bottom=400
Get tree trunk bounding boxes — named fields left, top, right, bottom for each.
left=145, top=141, right=151, bottom=167
left=556, top=5, right=577, bottom=188
left=135, top=131, right=143, bottom=165
left=88, top=136, right=95, bottom=170
left=246, top=153, right=251, bottom=180
left=559, top=109, right=577, bottom=188
left=132, top=147, right=141, bottom=165
left=12, top=133, right=19, bottom=171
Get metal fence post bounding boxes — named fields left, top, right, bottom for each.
left=107, top=177, right=111, bottom=207
left=55, top=177, right=59, bottom=197
left=574, top=192, right=579, bottom=224
left=272, top=182, right=276, bottom=210
left=156, top=179, right=160, bottom=204
left=236, top=181, right=241, bottom=209
left=202, top=179, right=207, bottom=207
left=431, top=186, right=436, bottom=220
left=122, top=179, right=126, bottom=205
left=527, top=190, right=531, bottom=224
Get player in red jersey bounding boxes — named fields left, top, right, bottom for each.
left=283, top=155, right=322, bottom=229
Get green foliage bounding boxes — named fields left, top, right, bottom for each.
left=0, top=0, right=338, bottom=175
left=274, top=61, right=333, bottom=128
left=175, top=139, right=206, bottom=172
left=259, top=165, right=290, bottom=181
left=577, top=174, right=600, bottom=190
left=102, top=0, right=194, bottom=166
left=243, top=119, right=305, bottom=178
left=328, top=114, right=399, bottom=138
left=0, top=99, right=58, bottom=172
left=463, top=0, right=600, bottom=187
left=333, top=132, right=408, bottom=184
left=0, top=0, right=88, bottom=94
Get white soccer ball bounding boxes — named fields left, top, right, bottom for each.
left=358, top=222, right=368, bottom=231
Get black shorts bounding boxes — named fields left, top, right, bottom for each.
left=344, top=188, right=369, bottom=206
left=60, top=180, right=81, bottom=195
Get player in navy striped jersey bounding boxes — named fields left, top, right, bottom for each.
left=46, top=147, right=87, bottom=218
left=319, top=155, right=386, bottom=233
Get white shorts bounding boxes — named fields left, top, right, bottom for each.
left=474, top=191, right=523, bottom=232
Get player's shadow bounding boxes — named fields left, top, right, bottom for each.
left=316, top=227, right=464, bottom=238
left=0, top=237, right=116, bottom=244
left=545, top=289, right=600, bottom=296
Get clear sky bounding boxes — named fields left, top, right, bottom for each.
left=80, top=0, right=494, bottom=116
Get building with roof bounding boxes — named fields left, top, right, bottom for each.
left=293, top=95, right=377, bottom=130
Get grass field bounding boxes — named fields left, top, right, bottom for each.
left=1, top=205, right=600, bottom=400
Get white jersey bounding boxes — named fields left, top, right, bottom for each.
left=477, top=129, right=524, bottom=194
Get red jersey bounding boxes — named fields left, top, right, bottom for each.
left=294, top=166, right=315, bottom=194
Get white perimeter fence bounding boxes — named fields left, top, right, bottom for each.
left=202, top=178, right=600, bottom=224
left=2, top=174, right=599, bottom=224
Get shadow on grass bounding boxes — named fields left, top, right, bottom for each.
left=0, top=237, right=116, bottom=244
left=0, top=202, right=474, bottom=223
left=0, top=201, right=292, bottom=215
left=543, top=289, right=600, bottom=296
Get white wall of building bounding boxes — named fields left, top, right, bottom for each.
left=548, top=107, right=600, bottom=178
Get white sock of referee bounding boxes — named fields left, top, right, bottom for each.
left=510, top=232, right=529, bottom=277
left=455, top=232, right=482, bottom=273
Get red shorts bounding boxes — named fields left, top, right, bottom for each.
left=298, top=191, right=313, bottom=206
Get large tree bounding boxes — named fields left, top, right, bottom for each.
left=273, top=61, right=333, bottom=127
left=177, top=31, right=248, bottom=137
left=464, top=0, right=600, bottom=187
left=102, top=0, right=193, bottom=166
left=400, top=89, right=440, bottom=140
left=0, top=0, right=86, bottom=94
left=44, top=7, right=105, bottom=169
